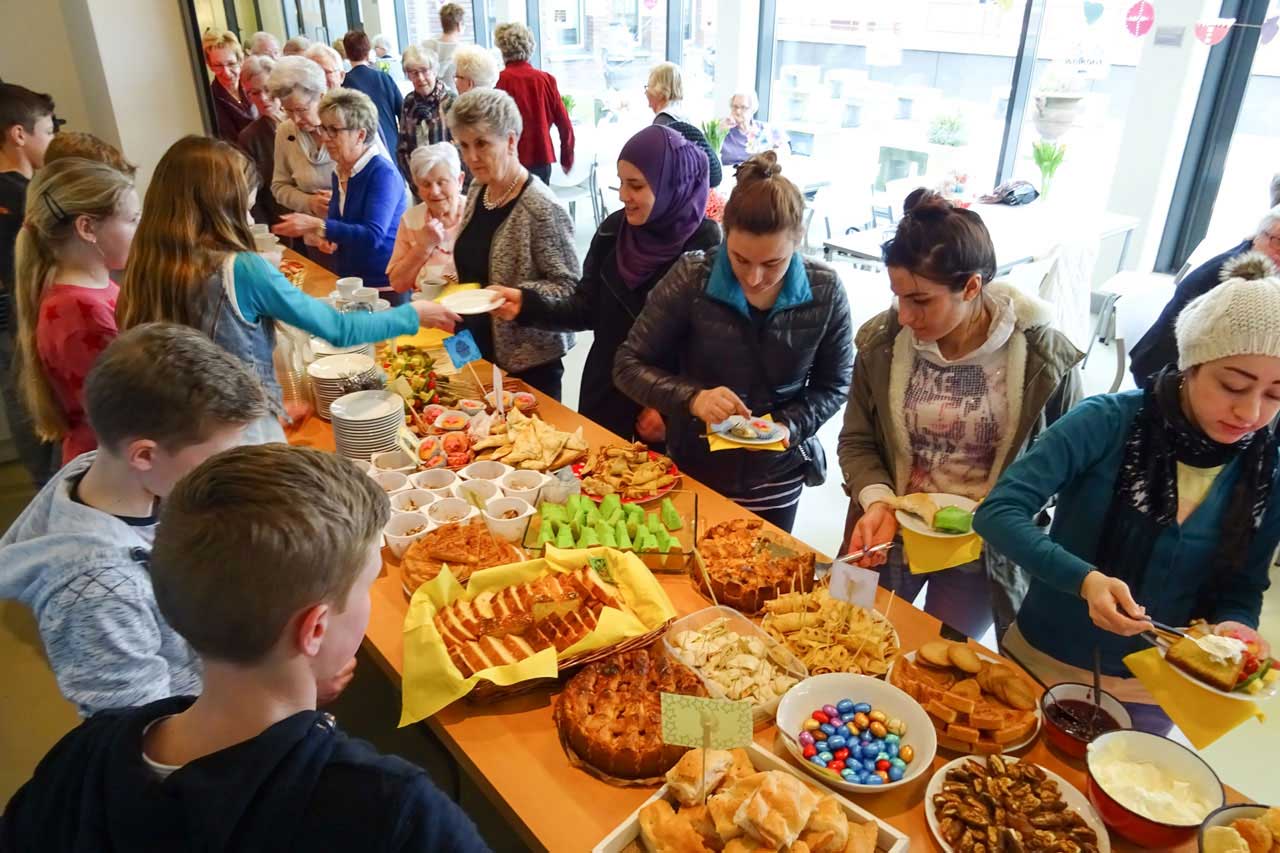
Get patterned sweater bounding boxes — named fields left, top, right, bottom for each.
left=0, top=453, right=201, bottom=716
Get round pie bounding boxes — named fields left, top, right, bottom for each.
left=554, top=648, right=707, bottom=781
left=695, top=519, right=816, bottom=613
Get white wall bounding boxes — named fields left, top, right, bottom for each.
left=0, top=0, right=95, bottom=136
left=1106, top=0, right=1221, bottom=271
left=361, top=0, right=401, bottom=50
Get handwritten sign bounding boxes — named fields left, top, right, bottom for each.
left=660, top=693, right=752, bottom=750
left=828, top=560, right=879, bottom=609
left=443, top=329, right=481, bottom=369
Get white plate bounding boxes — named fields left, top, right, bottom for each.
left=894, top=493, right=978, bottom=539
left=710, top=415, right=791, bottom=446
left=889, top=650, right=1042, bottom=754
left=440, top=289, right=503, bottom=315
left=1157, top=642, right=1280, bottom=702
left=307, top=353, right=376, bottom=380
left=329, top=390, right=403, bottom=422
left=925, top=755, right=1110, bottom=853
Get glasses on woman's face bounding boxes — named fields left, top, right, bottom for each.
left=210, top=60, right=241, bottom=72
left=317, top=124, right=359, bottom=138
left=406, top=67, right=434, bottom=79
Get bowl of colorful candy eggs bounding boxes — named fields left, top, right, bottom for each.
left=775, top=672, right=937, bottom=793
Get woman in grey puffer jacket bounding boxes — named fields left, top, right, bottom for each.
left=614, top=153, right=853, bottom=532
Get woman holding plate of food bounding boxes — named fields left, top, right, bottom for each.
left=613, top=152, right=851, bottom=533
left=975, top=254, right=1280, bottom=731
left=486, top=124, right=721, bottom=442
left=837, top=190, right=1082, bottom=642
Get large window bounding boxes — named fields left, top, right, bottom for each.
left=680, top=0, right=717, bottom=124
left=402, top=0, right=479, bottom=46
left=1006, top=0, right=1138, bottom=211
left=766, top=1, right=1028, bottom=234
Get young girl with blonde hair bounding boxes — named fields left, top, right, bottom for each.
left=14, top=156, right=139, bottom=465
left=117, top=136, right=457, bottom=444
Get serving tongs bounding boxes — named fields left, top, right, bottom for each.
left=1140, top=620, right=1188, bottom=651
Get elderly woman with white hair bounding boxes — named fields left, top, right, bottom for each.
left=449, top=88, right=579, bottom=398
left=205, top=30, right=256, bottom=142
left=274, top=89, right=410, bottom=304
left=453, top=44, right=500, bottom=94
left=720, top=91, right=790, bottom=167
left=238, top=55, right=284, bottom=227
left=305, top=43, right=346, bottom=89
left=397, top=45, right=454, bottom=184
left=645, top=61, right=721, bottom=187
left=268, top=56, right=335, bottom=219
left=248, top=31, right=281, bottom=58
left=1131, top=204, right=1280, bottom=385
left=387, top=142, right=465, bottom=293
left=494, top=22, right=574, bottom=185
left=282, top=35, right=311, bottom=56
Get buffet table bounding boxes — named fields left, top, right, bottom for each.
left=283, top=251, right=1234, bottom=852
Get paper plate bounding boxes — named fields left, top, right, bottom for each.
left=441, top=289, right=503, bottom=315
left=924, top=755, right=1109, bottom=853
left=710, top=415, right=790, bottom=446
left=894, top=493, right=977, bottom=539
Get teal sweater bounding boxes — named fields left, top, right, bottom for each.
left=974, top=392, right=1278, bottom=676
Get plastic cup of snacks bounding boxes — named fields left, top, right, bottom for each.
left=483, top=496, right=534, bottom=543
left=384, top=511, right=433, bottom=558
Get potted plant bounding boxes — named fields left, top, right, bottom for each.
left=1033, top=63, right=1088, bottom=140
left=701, top=119, right=728, bottom=156
left=1032, top=139, right=1066, bottom=198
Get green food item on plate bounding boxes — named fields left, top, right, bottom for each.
left=653, top=526, right=672, bottom=553
left=932, top=506, right=974, bottom=534
left=599, top=493, right=622, bottom=519
left=577, top=527, right=600, bottom=549
left=537, top=520, right=556, bottom=547
left=659, top=497, right=682, bottom=531
left=600, top=525, right=617, bottom=548
left=555, top=521, right=575, bottom=549
left=646, top=512, right=662, bottom=534
left=615, top=519, right=633, bottom=550
left=624, top=503, right=645, bottom=525
left=540, top=503, right=567, bottom=525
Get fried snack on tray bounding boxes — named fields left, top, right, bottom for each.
left=579, top=441, right=677, bottom=500
left=617, top=748, right=880, bottom=853
left=400, top=520, right=521, bottom=591
left=471, top=408, right=588, bottom=471
left=890, top=642, right=1038, bottom=754
left=694, top=519, right=815, bottom=614
left=436, top=563, right=627, bottom=677
left=762, top=588, right=900, bottom=676
left=554, top=648, right=706, bottom=781
left=933, top=755, right=1100, bottom=853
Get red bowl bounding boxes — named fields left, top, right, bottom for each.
left=1040, top=682, right=1132, bottom=758
left=1086, top=730, right=1224, bottom=849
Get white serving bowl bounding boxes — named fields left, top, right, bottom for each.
left=348, top=458, right=374, bottom=476
left=458, top=459, right=514, bottom=482
left=383, top=511, right=433, bottom=558
left=483, top=496, right=535, bottom=542
left=409, top=467, right=459, bottom=497
left=390, top=489, right=436, bottom=515
left=775, top=672, right=937, bottom=794
left=371, top=448, right=417, bottom=474
left=426, top=497, right=480, bottom=527
left=500, top=469, right=550, bottom=505
left=372, top=470, right=410, bottom=496
left=453, top=477, right=500, bottom=507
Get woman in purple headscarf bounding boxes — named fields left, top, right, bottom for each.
left=488, top=125, right=720, bottom=440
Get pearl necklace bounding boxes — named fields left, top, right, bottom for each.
left=482, top=168, right=524, bottom=210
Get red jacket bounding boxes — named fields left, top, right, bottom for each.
left=496, top=61, right=575, bottom=172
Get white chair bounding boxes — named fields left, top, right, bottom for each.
left=1084, top=271, right=1177, bottom=392
left=550, top=155, right=603, bottom=229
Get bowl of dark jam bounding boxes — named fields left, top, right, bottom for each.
left=1041, top=682, right=1132, bottom=757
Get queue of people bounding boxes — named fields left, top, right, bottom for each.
left=0, top=10, right=1278, bottom=849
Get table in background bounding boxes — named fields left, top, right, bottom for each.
left=284, top=249, right=1232, bottom=852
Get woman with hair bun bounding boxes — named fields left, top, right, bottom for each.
left=838, top=189, right=1082, bottom=640
left=614, top=152, right=852, bottom=532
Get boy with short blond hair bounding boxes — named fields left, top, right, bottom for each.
left=0, top=323, right=268, bottom=717
left=2, top=445, right=489, bottom=851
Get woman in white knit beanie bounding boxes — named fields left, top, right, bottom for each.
left=973, top=251, right=1280, bottom=734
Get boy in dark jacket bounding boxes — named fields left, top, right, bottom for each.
left=1, top=444, right=490, bottom=853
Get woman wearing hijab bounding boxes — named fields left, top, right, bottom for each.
left=488, top=125, right=720, bottom=440
left=975, top=253, right=1280, bottom=733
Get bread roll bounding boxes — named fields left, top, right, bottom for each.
left=666, top=749, right=736, bottom=806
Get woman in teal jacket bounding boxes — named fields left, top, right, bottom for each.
left=975, top=253, right=1280, bottom=733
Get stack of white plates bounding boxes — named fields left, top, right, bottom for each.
left=308, top=336, right=376, bottom=362
left=331, top=390, right=405, bottom=459
left=308, top=353, right=379, bottom=420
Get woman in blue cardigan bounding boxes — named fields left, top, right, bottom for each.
left=975, top=253, right=1280, bottom=733
left=274, top=88, right=409, bottom=305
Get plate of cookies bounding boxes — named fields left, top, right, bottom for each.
left=888, top=640, right=1041, bottom=755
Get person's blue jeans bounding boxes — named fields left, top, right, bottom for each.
left=879, top=546, right=994, bottom=641
left=1120, top=701, right=1174, bottom=736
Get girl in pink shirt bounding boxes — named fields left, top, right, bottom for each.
left=14, top=157, right=139, bottom=465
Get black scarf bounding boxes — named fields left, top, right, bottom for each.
left=1096, top=367, right=1276, bottom=617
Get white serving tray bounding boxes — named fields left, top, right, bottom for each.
left=591, top=742, right=910, bottom=853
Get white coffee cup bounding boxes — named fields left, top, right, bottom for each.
left=336, top=277, right=363, bottom=299
left=352, top=287, right=379, bottom=304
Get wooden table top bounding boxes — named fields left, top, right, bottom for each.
left=283, top=250, right=1224, bottom=852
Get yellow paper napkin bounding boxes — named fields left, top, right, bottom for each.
left=1123, top=647, right=1263, bottom=749
left=706, top=413, right=787, bottom=452
left=399, top=546, right=677, bottom=725
left=902, top=526, right=984, bottom=575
